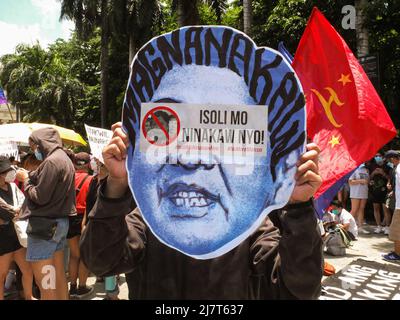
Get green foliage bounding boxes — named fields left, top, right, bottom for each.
left=252, top=0, right=356, bottom=52
left=365, top=0, right=400, bottom=128
left=1, top=0, right=399, bottom=133
left=221, top=1, right=242, bottom=30
left=0, top=32, right=101, bottom=134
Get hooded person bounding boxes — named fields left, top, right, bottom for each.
left=17, top=127, right=75, bottom=300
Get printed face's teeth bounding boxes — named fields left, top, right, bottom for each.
left=189, top=198, right=200, bottom=207
left=176, top=198, right=184, bottom=206
left=188, top=192, right=197, bottom=198
left=199, top=197, right=207, bottom=206
left=170, top=196, right=211, bottom=208
left=183, top=198, right=189, bottom=207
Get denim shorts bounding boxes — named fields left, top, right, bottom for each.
left=26, top=218, right=69, bottom=262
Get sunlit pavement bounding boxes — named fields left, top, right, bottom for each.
left=323, top=224, right=398, bottom=280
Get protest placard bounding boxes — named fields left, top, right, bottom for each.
left=84, top=124, right=113, bottom=163
left=0, top=140, right=19, bottom=161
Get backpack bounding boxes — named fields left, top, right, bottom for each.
left=325, top=229, right=346, bottom=256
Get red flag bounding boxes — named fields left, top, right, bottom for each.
left=292, top=7, right=396, bottom=200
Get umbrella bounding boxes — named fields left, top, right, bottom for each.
left=0, top=122, right=87, bottom=147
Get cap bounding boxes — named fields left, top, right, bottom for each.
left=74, top=152, right=91, bottom=166
left=384, top=150, right=400, bottom=159
left=0, top=156, right=12, bottom=174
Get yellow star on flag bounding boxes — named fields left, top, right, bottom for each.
left=338, top=73, right=352, bottom=86
left=328, top=135, right=340, bottom=148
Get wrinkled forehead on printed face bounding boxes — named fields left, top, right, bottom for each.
left=122, top=25, right=306, bottom=181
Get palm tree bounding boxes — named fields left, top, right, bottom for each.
left=205, top=0, right=227, bottom=24
left=243, top=0, right=252, bottom=36
left=355, top=0, right=369, bottom=57
left=172, top=0, right=200, bottom=26
left=111, top=0, right=162, bottom=66
left=60, top=0, right=111, bottom=128
left=0, top=44, right=85, bottom=127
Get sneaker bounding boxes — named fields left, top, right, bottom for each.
left=373, top=226, right=383, bottom=234
left=382, top=252, right=400, bottom=262
left=76, top=286, right=94, bottom=299
left=69, top=284, right=77, bottom=298
left=384, top=226, right=390, bottom=235
left=359, top=228, right=370, bottom=235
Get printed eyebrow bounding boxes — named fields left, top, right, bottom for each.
left=154, top=98, right=181, bottom=103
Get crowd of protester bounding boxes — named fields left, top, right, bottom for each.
left=321, top=149, right=400, bottom=262
left=0, top=127, right=120, bottom=300
left=1, top=125, right=398, bottom=300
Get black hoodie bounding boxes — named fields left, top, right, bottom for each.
left=80, top=180, right=323, bottom=300
left=25, top=127, right=76, bottom=218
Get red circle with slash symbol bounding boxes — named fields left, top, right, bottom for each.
left=142, top=106, right=181, bottom=146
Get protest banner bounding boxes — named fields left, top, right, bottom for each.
left=139, top=103, right=268, bottom=167
left=0, top=140, right=19, bottom=161
left=320, top=259, right=400, bottom=300
left=84, top=124, right=113, bottom=163
left=123, top=26, right=306, bottom=259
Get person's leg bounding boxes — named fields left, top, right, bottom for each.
left=358, top=198, right=368, bottom=226
left=15, top=265, right=24, bottom=299
left=104, top=276, right=119, bottom=300
left=350, top=198, right=360, bottom=221
left=53, top=249, right=69, bottom=300
left=78, top=261, right=89, bottom=287
left=383, top=205, right=392, bottom=227
left=13, top=248, right=33, bottom=300
left=0, top=253, right=13, bottom=300
left=373, top=203, right=382, bottom=226
left=68, top=236, right=80, bottom=290
left=30, top=258, right=58, bottom=300
left=338, top=189, right=344, bottom=203
left=395, top=241, right=400, bottom=255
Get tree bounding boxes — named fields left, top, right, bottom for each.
left=0, top=35, right=102, bottom=132
left=243, top=0, right=252, bottom=36
left=356, top=0, right=369, bottom=57
left=172, top=0, right=200, bottom=26
left=111, top=0, right=162, bottom=66
left=60, top=0, right=111, bottom=128
left=205, top=0, right=227, bottom=24
left=365, top=0, right=400, bottom=129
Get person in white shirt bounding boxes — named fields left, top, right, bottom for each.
left=349, top=164, right=369, bottom=233
left=329, top=200, right=358, bottom=239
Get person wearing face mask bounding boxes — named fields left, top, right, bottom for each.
left=0, top=156, right=34, bottom=300
left=327, top=200, right=358, bottom=239
left=17, top=127, right=76, bottom=300
left=367, top=153, right=391, bottom=234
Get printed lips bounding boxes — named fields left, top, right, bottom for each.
left=160, top=182, right=226, bottom=218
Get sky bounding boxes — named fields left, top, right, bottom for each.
left=0, top=0, right=75, bottom=57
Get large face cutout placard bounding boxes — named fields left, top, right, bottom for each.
left=122, top=26, right=306, bottom=259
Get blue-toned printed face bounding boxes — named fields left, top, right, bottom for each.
left=124, top=26, right=305, bottom=259
left=128, top=66, right=276, bottom=258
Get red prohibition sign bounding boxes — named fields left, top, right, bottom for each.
left=142, top=106, right=181, bottom=146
